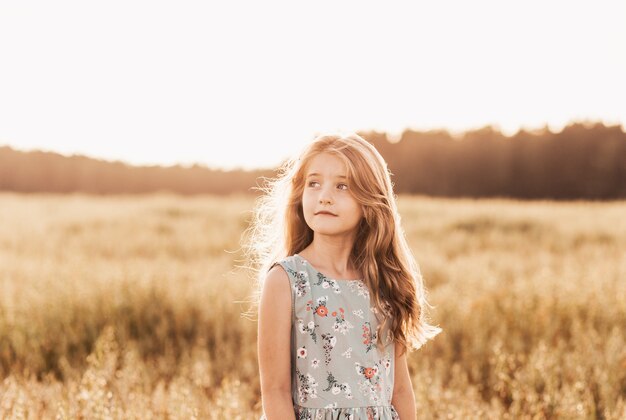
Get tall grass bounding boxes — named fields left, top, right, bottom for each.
left=0, top=192, right=624, bottom=419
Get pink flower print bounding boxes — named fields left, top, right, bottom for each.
left=297, top=346, right=307, bottom=359
left=307, top=296, right=330, bottom=318
left=332, top=307, right=353, bottom=335
left=355, top=362, right=381, bottom=385
left=361, top=321, right=377, bottom=353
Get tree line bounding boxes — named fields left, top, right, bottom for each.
left=0, top=121, right=624, bottom=200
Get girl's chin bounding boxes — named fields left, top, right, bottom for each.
left=310, top=225, right=358, bottom=236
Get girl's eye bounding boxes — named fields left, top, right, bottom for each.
left=306, top=181, right=348, bottom=190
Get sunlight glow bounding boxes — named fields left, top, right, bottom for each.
left=1, top=0, right=624, bottom=170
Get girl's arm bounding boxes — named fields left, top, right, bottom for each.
left=391, top=341, right=417, bottom=420
left=258, top=265, right=296, bottom=420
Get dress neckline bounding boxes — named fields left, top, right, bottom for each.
left=294, top=253, right=363, bottom=282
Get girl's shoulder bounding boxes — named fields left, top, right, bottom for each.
left=270, top=254, right=304, bottom=274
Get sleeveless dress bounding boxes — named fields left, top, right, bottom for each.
left=260, top=254, right=401, bottom=420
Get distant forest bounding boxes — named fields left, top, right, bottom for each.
left=1, top=121, right=625, bottom=200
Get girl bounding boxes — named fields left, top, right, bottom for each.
left=247, top=133, right=442, bottom=419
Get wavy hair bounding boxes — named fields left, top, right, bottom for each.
left=243, top=132, right=441, bottom=355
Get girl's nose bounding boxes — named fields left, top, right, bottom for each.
left=318, top=188, right=333, bottom=204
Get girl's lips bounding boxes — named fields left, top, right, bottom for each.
left=315, top=212, right=337, bottom=216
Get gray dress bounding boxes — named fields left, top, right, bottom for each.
left=261, top=254, right=400, bottom=420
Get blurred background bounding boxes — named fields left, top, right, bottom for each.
left=1, top=1, right=625, bottom=419
left=2, top=1, right=625, bottom=199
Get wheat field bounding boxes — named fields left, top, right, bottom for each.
left=0, top=192, right=625, bottom=419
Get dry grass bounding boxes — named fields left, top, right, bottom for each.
left=0, top=192, right=625, bottom=419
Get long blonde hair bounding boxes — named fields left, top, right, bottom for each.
left=243, top=132, right=441, bottom=355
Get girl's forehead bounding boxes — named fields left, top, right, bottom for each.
left=305, top=153, right=348, bottom=175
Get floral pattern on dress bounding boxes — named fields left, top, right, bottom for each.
left=321, top=333, right=337, bottom=365
left=352, top=308, right=365, bottom=319
left=307, top=296, right=330, bottom=317
left=292, top=406, right=398, bottom=420
left=295, top=367, right=319, bottom=404
left=297, top=318, right=319, bottom=343
left=367, top=406, right=382, bottom=420
left=348, top=279, right=370, bottom=299
left=297, top=346, right=308, bottom=359
left=367, top=406, right=400, bottom=420
left=355, top=351, right=395, bottom=406
left=294, top=407, right=313, bottom=420
left=355, top=362, right=380, bottom=383
left=280, top=255, right=399, bottom=419
left=322, top=371, right=353, bottom=399
left=361, top=321, right=378, bottom=353
left=331, top=307, right=354, bottom=335
left=356, top=363, right=383, bottom=405
left=382, top=353, right=392, bottom=376
left=285, top=266, right=311, bottom=297
left=314, top=272, right=342, bottom=294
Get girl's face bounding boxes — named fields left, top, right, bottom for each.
left=301, top=152, right=364, bottom=237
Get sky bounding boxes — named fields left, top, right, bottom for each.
left=1, top=1, right=625, bottom=170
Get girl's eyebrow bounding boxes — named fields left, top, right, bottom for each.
left=306, top=172, right=347, bottom=179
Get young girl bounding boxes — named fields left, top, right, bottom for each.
left=247, top=133, right=442, bottom=419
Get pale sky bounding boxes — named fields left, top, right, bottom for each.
left=1, top=1, right=625, bottom=170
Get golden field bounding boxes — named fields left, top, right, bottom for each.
left=0, top=192, right=625, bottom=419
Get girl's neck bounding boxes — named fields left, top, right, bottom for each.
left=298, top=237, right=359, bottom=280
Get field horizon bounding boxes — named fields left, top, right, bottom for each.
left=0, top=192, right=624, bottom=419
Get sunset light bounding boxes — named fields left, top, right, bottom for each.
left=1, top=0, right=624, bottom=170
